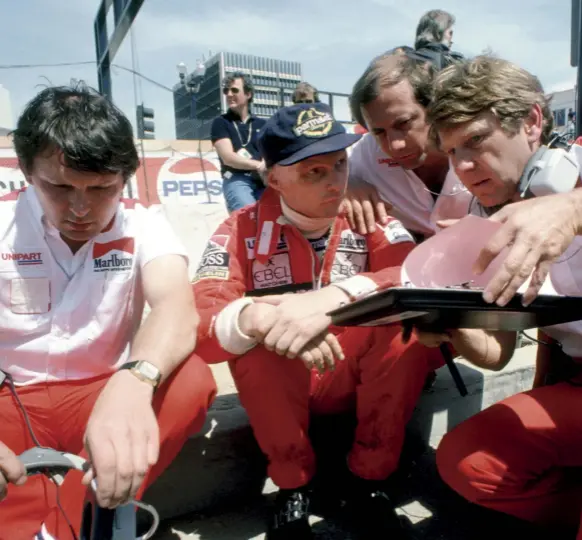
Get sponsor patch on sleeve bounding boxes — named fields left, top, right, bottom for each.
left=382, top=221, right=415, bottom=245
left=192, top=235, right=230, bottom=282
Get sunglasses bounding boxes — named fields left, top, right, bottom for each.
left=223, top=87, right=241, bottom=95
left=295, top=99, right=315, bottom=104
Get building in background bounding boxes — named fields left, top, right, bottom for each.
left=0, top=85, right=14, bottom=136
left=174, top=51, right=302, bottom=140
left=549, top=87, right=575, bottom=132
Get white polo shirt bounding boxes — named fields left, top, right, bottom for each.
left=540, top=145, right=582, bottom=355
left=538, top=237, right=582, bottom=356
left=464, top=144, right=582, bottom=356
left=0, top=187, right=188, bottom=385
left=348, top=133, right=473, bottom=236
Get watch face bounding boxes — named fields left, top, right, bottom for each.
left=138, top=362, right=160, bottom=380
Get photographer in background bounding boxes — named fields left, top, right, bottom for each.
left=211, top=72, right=267, bottom=213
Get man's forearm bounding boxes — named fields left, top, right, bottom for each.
left=450, top=329, right=517, bottom=371
left=129, top=300, right=199, bottom=381
left=221, top=152, right=261, bottom=171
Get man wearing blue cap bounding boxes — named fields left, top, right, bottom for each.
left=192, top=103, right=440, bottom=539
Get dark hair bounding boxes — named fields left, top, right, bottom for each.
left=292, top=82, right=320, bottom=104
left=13, top=83, right=139, bottom=182
left=414, top=9, right=455, bottom=49
left=223, top=72, right=254, bottom=103
left=350, top=48, right=435, bottom=127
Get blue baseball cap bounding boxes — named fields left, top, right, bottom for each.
left=258, top=103, right=362, bottom=167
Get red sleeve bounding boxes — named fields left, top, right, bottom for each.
left=191, top=214, right=249, bottom=363
left=363, top=217, right=416, bottom=289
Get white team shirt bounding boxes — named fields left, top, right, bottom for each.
left=463, top=144, right=582, bottom=356
left=0, top=187, right=188, bottom=385
left=348, top=133, right=473, bottom=236
left=537, top=145, right=582, bottom=356
left=540, top=237, right=582, bottom=356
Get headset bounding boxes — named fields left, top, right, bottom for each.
left=471, top=138, right=581, bottom=217
left=517, top=144, right=579, bottom=199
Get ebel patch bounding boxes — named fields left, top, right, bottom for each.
left=93, top=238, right=135, bottom=273
left=252, top=253, right=292, bottom=290
left=193, top=235, right=230, bottom=282
left=382, top=221, right=415, bottom=245
left=293, top=108, right=333, bottom=138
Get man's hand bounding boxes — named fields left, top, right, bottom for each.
left=414, top=328, right=452, bottom=348
left=259, top=287, right=350, bottom=359
left=341, top=180, right=391, bottom=234
left=238, top=301, right=279, bottom=340
left=83, top=371, right=159, bottom=509
left=474, top=192, right=582, bottom=306
left=0, top=442, right=26, bottom=501
left=297, top=332, right=345, bottom=373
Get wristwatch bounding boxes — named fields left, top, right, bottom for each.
left=118, top=360, right=162, bottom=391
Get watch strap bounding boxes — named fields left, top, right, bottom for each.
left=118, top=360, right=161, bottom=391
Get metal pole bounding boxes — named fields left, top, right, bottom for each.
left=577, top=0, right=582, bottom=136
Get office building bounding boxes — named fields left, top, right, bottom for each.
left=174, top=51, right=302, bottom=140
left=549, top=87, right=575, bottom=131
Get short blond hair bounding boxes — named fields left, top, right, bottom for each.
left=427, top=55, right=553, bottom=144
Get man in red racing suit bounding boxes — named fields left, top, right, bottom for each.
left=193, top=103, right=442, bottom=540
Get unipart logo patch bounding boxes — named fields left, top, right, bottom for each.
left=93, top=238, right=135, bottom=273
left=1, top=252, right=43, bottom=266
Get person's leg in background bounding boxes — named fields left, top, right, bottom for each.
left=222, top=172, right=263, bottom=214
left=39, top=353, right=216, bottom=540
left=437, top=381, right=582, bottom=533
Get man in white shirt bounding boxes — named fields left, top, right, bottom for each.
left=417, top=55, right=582, bottom=537
left=0, top=84, right=216, bottom=540
left=345, top=48, right=472, bottom=239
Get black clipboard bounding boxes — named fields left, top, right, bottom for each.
left=329, top=287, right=582, bottom=399
left=328, top=287, right=582, bottom=331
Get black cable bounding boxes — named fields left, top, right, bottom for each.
left=0, top=61, right=96, bottom=69
left=5, top=374, right=79, bottom=540
left=0, top=60, right=178, bottom=93
left=519, top=330, right=557, bottom=348
left=5, top=375, right=42, bottom=448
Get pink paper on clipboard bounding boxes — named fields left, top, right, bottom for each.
left=401, top=215, right=508, bottom=289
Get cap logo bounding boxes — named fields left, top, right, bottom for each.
left=293, top=108, right=333, bottom=138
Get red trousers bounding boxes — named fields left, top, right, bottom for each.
left=230, top=326, right=442, bottom=489
left=437, top=381, right=582, bottom=535
left=0, top=354, right=216, bottom=540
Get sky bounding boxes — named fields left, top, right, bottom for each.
left=0, top=0, right=576, bottom=140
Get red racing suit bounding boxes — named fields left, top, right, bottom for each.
left=193, top=188, right=443, bottom=488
